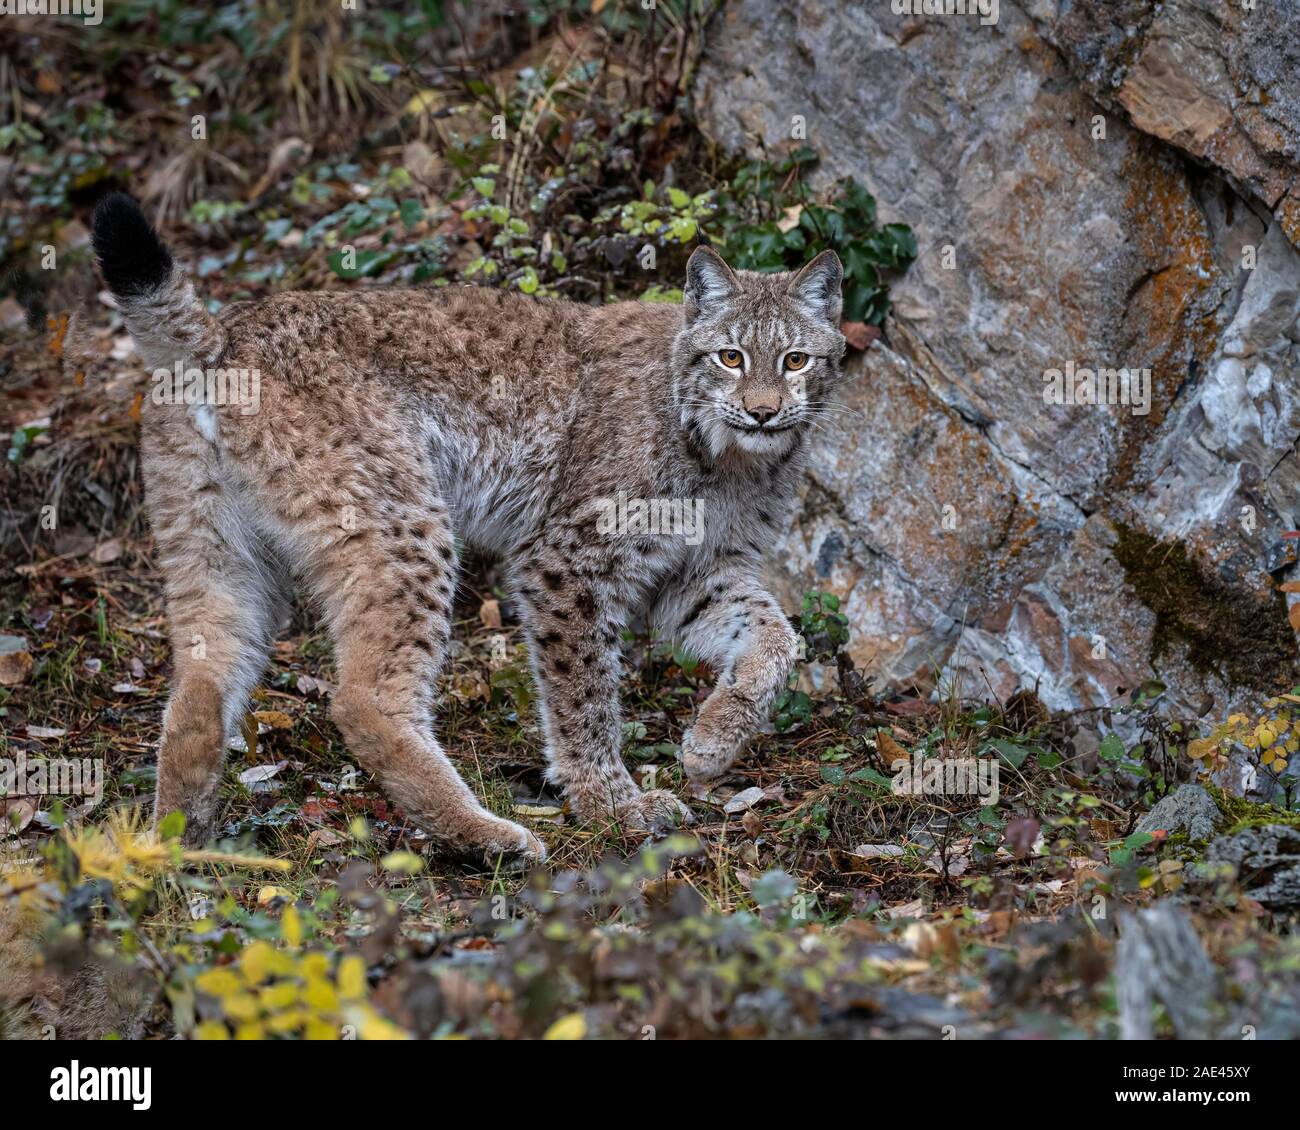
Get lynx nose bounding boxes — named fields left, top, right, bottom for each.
left=742, top=393, right=781, bottom=426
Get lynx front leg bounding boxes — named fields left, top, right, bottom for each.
left=516, top=563, right=692, bottom=831
left=662, top=575, right=799, bottom=781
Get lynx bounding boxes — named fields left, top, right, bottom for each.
left=91, top=193, right=846, bottom=867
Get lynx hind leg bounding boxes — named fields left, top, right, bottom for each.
left=147, top=427, right=285, bottom=846
left=660, top=577, right=799, bottom=781
left=299, top=494, right=545, bottom=868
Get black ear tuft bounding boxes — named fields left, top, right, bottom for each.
left=683, top=245, right=739, bottom=321
left=787, top=249, right=843, bottom=325
left=91, top=193, right=174, bottom=299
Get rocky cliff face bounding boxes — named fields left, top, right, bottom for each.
left=695, top=0, right=1300, bottom=715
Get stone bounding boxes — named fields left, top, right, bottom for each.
left=1135, top=783, right=1221, bottom=842
left=1205, top=824, right=1300, bottom=908
left=696, top=0, right=1300, bottom=717
left=1116, top=904, right=1218, bottom=1039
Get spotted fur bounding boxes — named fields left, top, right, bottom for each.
left=93, top=194, right=845, bottom=866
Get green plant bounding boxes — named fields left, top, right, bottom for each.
left=713, top=149, right=916, bottom=324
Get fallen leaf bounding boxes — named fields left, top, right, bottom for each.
left=1004, top=816, right=1041, bottom=859
left=479, top=598, right=502, bottom=629
left=305, top=827, right=346, bottom=851
left=776, top=204, right=803, bottom=233
left=543, top=1012, right=588, bottom=1041
left=0, top=635, right=32, bottom=686
left=26, top=725, right=66, bottom=740
left=239, top=761, right=288, bottom=786
left=253, top=710, right=294, bottom=730
left=257, top=885, right=289, bottom=906
left=723, top=786, right=766, bottom=814
left=876, top=730, right=910, bottom=769
left=512, top=803, right=563, bottom=818
left=91, top=538, right=123, bottom=564
left=841, top=321, right=881, bottom=351
left=4, top=798, right=36, bottom=833
left=295, top=674, right=337, bottom=697
left=884, top=697, right=930, bottom=717
left=851, top=843, right=906, bottom=860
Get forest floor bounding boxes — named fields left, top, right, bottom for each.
left=3, top=2, right=1300, bottom=1040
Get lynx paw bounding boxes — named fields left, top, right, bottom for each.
left=618, top=789, right=695, bottom=833
left=476, top=819, right=548, bottom=871
left=570, top=782, right=694, bottom=832
left=679, top=726, right=746, bottom=781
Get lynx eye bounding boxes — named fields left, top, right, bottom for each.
left=719, top=348, right=744, bottom=368
left=784, top=352, right=808, bottom=371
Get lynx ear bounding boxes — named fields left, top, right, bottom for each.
left=788, top=249, right=843, bottom=325
left=683, top=245, right=739, bottom=322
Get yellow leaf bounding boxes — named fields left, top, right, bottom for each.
left=260, top=982, right=300, bottom=1011
left=380, top=850, right=425, bottom=875
left=194, top=1020, right=230, bottom=1040
left=258, top=885, right=289, bottom=906
left=543, top=1012, right=588, bottom=1040
left=241, top=940, right=290, bottom=985
left=195, top=968, right=242, bottom=998
left=301, top=953, right=330, bottom=979
left=338, top=955, right=367, bottom=1001
left=266, top=1009, right=306, bottom=1035
left=254, top=710, right=294, bottom=730
left=223, top=992, right=261, bottom=1023
left=304, top=1017, right=338, bottom=1040
left=304, top=977, right=339, bottom=1013
left=282, top=904, right=303, bottom=948
left=353, top=1006, right=411, bottom=1041
left=234, top=1021, right=267, bottom=1040
left=404, top=89, right=440, bottom=116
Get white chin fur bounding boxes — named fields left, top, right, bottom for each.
left=729, top=425, right=797, bottom=456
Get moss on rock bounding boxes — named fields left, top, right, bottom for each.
left=1112, top=522, right=1297, bottom=689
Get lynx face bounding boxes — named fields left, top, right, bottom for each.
left=672, top=246, right=846, bottom=458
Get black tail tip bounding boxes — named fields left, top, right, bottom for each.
left=91, top=193, right=174, bottom=298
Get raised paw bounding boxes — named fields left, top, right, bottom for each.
left=679, top=724, right=746, bottom=782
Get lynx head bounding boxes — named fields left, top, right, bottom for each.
left=672, top=245, right=846, bottom=459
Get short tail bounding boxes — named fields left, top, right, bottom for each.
left=91, top=193, right=225, bottom=366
